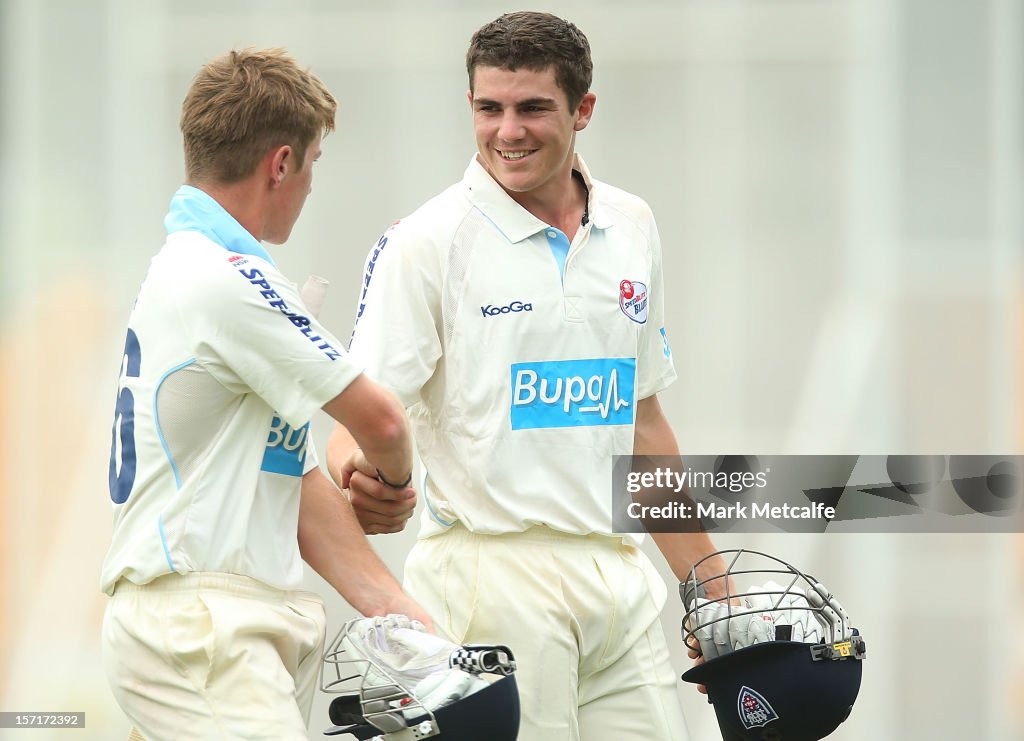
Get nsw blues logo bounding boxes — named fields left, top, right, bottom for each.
left=510, top=358, right=635, bottom=430
left=619, top=280, right=648, bottom=324
left=261, top=417, right=309, bottom=477
left=737, top=686, right=779, bottom=730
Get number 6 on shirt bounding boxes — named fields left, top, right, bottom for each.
left=108, top=329, right=141, bottom=504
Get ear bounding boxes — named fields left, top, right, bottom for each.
left=466, top=89, right=474, bottom=110
left=573, top=92, right=597, bottom=132
left=268, top=144, right=293, bottom=189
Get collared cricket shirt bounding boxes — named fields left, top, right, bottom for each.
left=101, top=186, right=360, bottom=594
left=349, top=156, right=676, bottom=542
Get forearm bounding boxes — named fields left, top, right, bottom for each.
left=298, top=467, right=405, bottom=615
left=634, top=394, right=731, bottom=599
left=326, top=423, right=359, bottom=489
left=322, top=374, right=412, bottom=485
left=650, top=532, right=730, bottom=599
left=358, top=424, right=413, bottom=489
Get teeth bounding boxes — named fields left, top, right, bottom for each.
left=500, top=151, right=529, bottom=160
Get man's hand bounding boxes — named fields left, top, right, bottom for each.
left=376, top=597, right=436, bottom=634
left=686, top=647, right=710, bottom=695
left=681, top=571, right=739, bottom=697
left=342, top=448, right=417, bottom=535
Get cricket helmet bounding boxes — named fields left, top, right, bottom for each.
left=680, top=549, right=866, bottom=741
left=321, top=615, right=519, bottom=740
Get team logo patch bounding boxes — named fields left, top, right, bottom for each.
left=737, top=686, right=779, bottom=730
left=619, top=280, right=648, bottom=324
left=510, top=357, right=635, bottom=430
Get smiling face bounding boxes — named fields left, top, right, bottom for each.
left=470, top=65, right=595, bottom=206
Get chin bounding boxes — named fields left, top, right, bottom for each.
left=264, top=225, right=294, bottom=245
left=493, top=172, right=539, bottom=194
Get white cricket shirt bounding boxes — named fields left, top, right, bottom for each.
left=348, top=155, right=676, bottom=542
left=100, top=186, right=361, bottom=594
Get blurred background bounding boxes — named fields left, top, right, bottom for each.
left=1, top=0, right=1021, bottom=738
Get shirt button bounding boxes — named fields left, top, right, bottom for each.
left=547, top=230, right=557, bottom=238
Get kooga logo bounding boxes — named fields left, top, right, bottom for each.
left=510, top=358, right=635, bottom=430
left=481, top=300, right=533, bottom=318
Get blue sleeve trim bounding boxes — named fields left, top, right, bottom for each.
left=153, top=358, right=197, bottom=489
left=158, top=515, right=177, bottom=573
left=422, top=470, right=455, bottom=528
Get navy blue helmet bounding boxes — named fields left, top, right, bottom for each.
left=680, top=549, right=866, bottom=741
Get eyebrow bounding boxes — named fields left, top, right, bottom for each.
left=473, top=97, right=559, bottom=108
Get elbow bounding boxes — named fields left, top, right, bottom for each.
left=375, top=404, right=409, bottom=449
left=362, top=395, right=410, bottom=451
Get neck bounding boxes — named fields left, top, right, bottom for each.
left=505, top=158, right=587, bottom=240
left=189, top=177, right=266, bottom=242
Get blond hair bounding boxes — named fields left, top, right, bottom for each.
left=181, top=48, right=336, bottom=183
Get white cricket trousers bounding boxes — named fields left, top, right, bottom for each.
left=102, top=572, right=326, bottom=740
left=404, top=524, right=691, bottom=741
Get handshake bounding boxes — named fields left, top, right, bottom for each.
left=681, top=578, right=853, bottom=661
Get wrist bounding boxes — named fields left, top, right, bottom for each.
left=376, top=467, right=413, bottom=489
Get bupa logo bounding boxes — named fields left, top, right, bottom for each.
left=261, top=417, right=309, bottom=477
left=619, top=280, right=648, bottom=324
left=481, top=300, right=533, bottom=318
left=510, top=358, right=635, bottom=430
left=737, top=686, right=779, bottom=730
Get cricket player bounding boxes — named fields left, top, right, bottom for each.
left=100, top=48, right=429, bottom=740
left=328, top=12, right=731, bottom=741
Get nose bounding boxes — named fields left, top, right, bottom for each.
left=497, top=110, right=526, bottom=142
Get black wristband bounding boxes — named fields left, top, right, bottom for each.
left=376, top=468, right=413, bottom=489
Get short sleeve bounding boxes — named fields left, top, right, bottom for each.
left=637, top=212, right=678, bottom=399
left=179, top=256, right=363, bottom=427
left=348, top=224, right=443, bottom=408
left=303, top=433, right=320, bottom=475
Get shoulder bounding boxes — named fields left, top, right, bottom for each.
left=151, top=232, right=232, bottom=293
left=592, top=178, right=658, bottom=232
left=394, top=181, right=475, bottom=239
left=366, top=181, right=478, bottom=265
left=157, top=232, right=290, bottom=312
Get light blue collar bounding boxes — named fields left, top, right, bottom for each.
left=164, top=185, right=273, bottom=264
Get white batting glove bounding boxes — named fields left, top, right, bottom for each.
left=755, top=580, right=834, bottom=644
left=729, top=587, right=778, bottom=649
left=409, top=669, right=488, bottom=717
left=723, top=580, right=829, bottom=649
left=806, top=581, right=852, bottom=642
left=691, top=598, right=732, bottom=660
left=687, top=578, right=853, bottom=658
